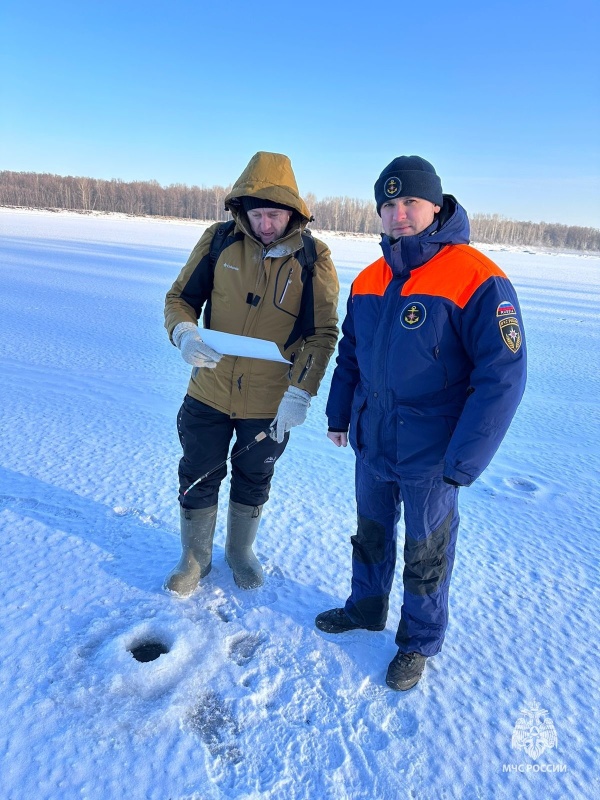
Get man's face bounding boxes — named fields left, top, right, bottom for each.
left=380, top=197, right=441, bottom=239
left=246, top=208, right=293, bottom=245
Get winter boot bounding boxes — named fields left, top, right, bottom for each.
left=225, top=500, right=263, bottom=589
left=385, top=650, right=428, bottom=691
left=315, top=608, right=385, bottom=633
left=165, top=505, right=218, bottom=596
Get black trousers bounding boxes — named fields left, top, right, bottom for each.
left=177, top=395, right=289, bottom=509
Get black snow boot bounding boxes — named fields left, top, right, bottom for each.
left=315, top=608, right=385, bottom=634
left=385, top=650, right=428, bottom=691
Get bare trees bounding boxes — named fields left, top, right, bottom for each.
left=0, top=171, right=232, bottom=222
left=0, top=172, right=382, bottom=231
left=1, top=170, right=598, bottom=251
left=470, top=213, right=600, bottom=251
left=310, top=195, right=380, bottom=234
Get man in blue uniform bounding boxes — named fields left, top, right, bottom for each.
left=317, top=156, right=527, bottom=690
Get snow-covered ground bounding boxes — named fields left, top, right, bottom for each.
left=1, top=207, right=598, bottom=800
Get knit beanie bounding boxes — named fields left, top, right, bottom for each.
left=241, top=196, right=294, bottom=213
left=374, top=156, right=443, bottom=215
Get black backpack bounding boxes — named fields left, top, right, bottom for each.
left=208, top=220, right=319, bottom=349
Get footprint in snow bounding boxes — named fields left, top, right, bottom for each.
left=187, top=690, right=242, bottom=764
left=357, top=679, right=388, bottom=702
left=210, top=600, right=236, bottom=623
left=208, top=590, right=239, bottom=623
left=263, top=563, right=285, bottom=587
left=112, top=506, right=162, bottom=527
left=356, top=717, right=389, bottom=751
left=502, top=477, right=539, bottom=494
left=240, top=668, right=263, bottom=691
left=286, top=681, right=337, bottom=728
left=0, top=495, right=83, bottom=520
left=384, top=709, right=419, bottom=739
left=233, top=584, right=278, bottom=609
left=213, top=604, right=235, bottom=623
left=367, top=696, right=419, bottom=739
left=228, top=632, right=266, bottom=666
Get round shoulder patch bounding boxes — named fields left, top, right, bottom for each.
left=400, top=301, right=427, bottom=329
left=384, top=177, right=402, bottom=198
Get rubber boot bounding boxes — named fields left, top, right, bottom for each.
left=165, top=505, right=218, bottom=596
left=225, top=501, right=263, bottom=589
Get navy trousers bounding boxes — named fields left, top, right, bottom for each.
left=344, top=459, right=460, bottom=657
left=177, top=395, right=289, bottom=509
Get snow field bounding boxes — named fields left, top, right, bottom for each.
left=0, top=207, right=598, bottom=799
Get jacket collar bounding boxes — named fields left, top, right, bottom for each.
left=380, top=195, right=470, bottom=276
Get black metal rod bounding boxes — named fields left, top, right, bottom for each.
left=182, top=427, right=272, bottom=497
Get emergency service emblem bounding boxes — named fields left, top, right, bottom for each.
left=499, top=316, right=522, bottom=353
left=400, top=301, right=426, bottom=329
left=511, top=701, right=558, bottom=760
left=384, top=177, right=402, bottom=198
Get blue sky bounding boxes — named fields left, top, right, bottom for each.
left=1, top=0, right=598, bottom=227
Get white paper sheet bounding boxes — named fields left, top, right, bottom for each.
left=200, top=329, right=291, bottom=364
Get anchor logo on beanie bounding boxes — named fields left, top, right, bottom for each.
left=375, top=155, right=443, bottom=215
left=384, top=177, right=402, bottom=198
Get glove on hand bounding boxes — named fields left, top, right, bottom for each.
left=172, top=322, right=222, bottom=369
left=271, top=386, right=311, bottom=443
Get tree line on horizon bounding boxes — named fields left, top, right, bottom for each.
left=1, top=169, right=598, bottom=252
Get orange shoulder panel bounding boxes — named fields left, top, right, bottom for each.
left=400, top=244, right=508, bottom=308
left=352, top=257, right=392, bottom=297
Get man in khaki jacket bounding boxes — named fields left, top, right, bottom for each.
left=164, top=151, right=339, bottom=593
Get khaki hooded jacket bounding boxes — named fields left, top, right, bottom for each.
left=165, top=152, right=340, bottom=419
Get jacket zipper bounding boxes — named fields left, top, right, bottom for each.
left=250, top=247, right=268, bottom=305
left=379, top=276, right=407, bottom=407
left=298, top=354, right=313, bottom=383
left=279, top=268, right=293, bottom=304
left=433, top=345, right=449, bottom=388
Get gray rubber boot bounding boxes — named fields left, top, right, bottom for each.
left=225, top=501, right=264, bottom=589
left=165, top=505, right=218, bottom=596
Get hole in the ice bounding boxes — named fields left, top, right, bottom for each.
left=128, top=640, right=170, bottom=662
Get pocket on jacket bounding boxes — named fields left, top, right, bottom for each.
left=272, top=262, right=302, bottom=317
left=396, top=412, right=452, bottom=474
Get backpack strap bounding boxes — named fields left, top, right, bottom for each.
left=201, top=220, right=241, bottom=327
left=296, top=230, right=317, bottom=275
left=283, top=230, right=318, bottom=350
left=209, top=219, right=238, bottom=270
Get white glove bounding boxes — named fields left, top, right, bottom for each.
left=172, top=322, right=222, bottom=369
left=271, top=386, right=311, bottom=443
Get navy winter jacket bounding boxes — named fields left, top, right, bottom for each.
left=326, top=197, right=527, bottom=486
